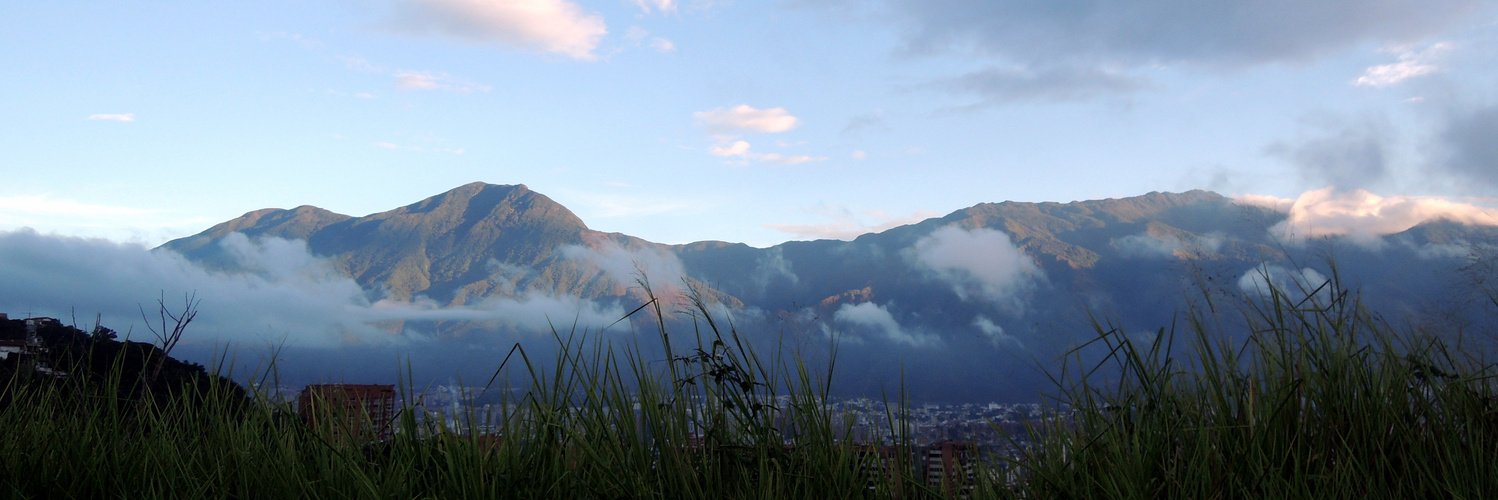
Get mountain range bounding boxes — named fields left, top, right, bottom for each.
left=158, top=182, right=1498, bottom=401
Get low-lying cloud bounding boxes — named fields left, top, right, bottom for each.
left=911, top=226, right=1042, bottom=311
left=0, top=230, right=623, bottom=350
left=1112, top=231, right=1224, bottom=259
left=1235, top=188, right=1498, bottom=242
left=1237, top=265, right=1331, bottom=303
left=832, top=302, right=936, bottom=347
left=560, top=235, right=687, bottom=300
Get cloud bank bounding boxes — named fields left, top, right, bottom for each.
left=1236, top=188, right=1498, bottom=242
left=884, top=0, right=1483, bottom=68
left=0, top=230, right=623, bottom=350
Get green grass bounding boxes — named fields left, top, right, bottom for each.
left=1013, top=266, right=1498, bottom=499
left=4, top=269, right=1498, bottom=499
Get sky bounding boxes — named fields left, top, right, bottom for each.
left=4, top=0, right=1498, bottom=248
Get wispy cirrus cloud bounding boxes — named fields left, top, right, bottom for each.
left=383, top=0, right=608, bottom=60
left=87, top=113, right=134, bottom=122
left=707, top=140, right=827, bottom=166
left=694, top=104, right=801, bottom=134
left=394, top=71, right=492, bottom=93
left=630, top=0, right=676, bottom=13
left=337, top=56, right=490, bottom=94
left=1355, top=42, right=1454, bottom=87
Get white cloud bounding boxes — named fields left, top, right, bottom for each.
left=852, top=150, right=867, bottom=160
left=706, top=140, right=827, bottom=166
left=1355, top=42, right=1453, bottom=87
left=631, top=0, right=676, bottom=13
left=709, top=140, right=752, bottom=157
left=756, top=153, right=827, bottom=166
left=649, top=37, right=676, bottom=52
left=1233, top=193, right=1297, bottom=212
left=911, top=226, right=1042, bottom=311
left=0, top=231, right=624, bottom=349
left=1240, top=187, right=1498, bottom=243
left=833, top=302, right=936, bottom=347
left=385, top=0, right=607, bottom=60
left=1237, top=265, right=1331, bottom=304
left=87, top=114, right=134, bottom=122
left=694, top=104, right=801, bottom=134
left=560, top=234, right=687, bottom=301
left=1112, top=231, right=1225, bottom=259
left=394, top=71, right=491, bottom=93
left=972, top=314, right=1020, bottom=348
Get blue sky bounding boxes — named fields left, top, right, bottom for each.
left=4, top=0, right=1498, bottom=247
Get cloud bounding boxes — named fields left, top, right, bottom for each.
left=1112, top=231, right=1224, bottom=259
left=751, top=247, right=799, bottom=292
left=1438, top=104, right=1498, bottom=191
left=843, top=111, right=889, bottom=134
left=394, top=72, right=492, bottom=93
left=972, top=314, right=1020, bottom=348
left=560, top=235, right=687, bottom=300
left=910, top=226, right=1042, bottom=311
left=851, top=150, right=867, bottom=160
left=1237, top=265, right=1331, bottom=303
left=881, top=0, right=1484, bottom=68
left=1233, top=193, right=1297, bottom=213
left=0, top=231, right=623, bottom=350
left=1355, top=42, right=1453, bottom=87
left=832, top=302, right=936, bottom=347
left=624, top=26, right=676, bottom=52
left=706, top=140, right=827, bottom=166
left=694, top=104, right=801, bottom=134
left=384, top=0, right=607, bottom=60
left=709, top=140, right=752, bottom=157
left=1251, top=187, right=1498, bottom=242
left=765, top=206, right=938, bottom=240
left=631, top=0, right=676, bottom=13
left=1264, top=113, right=1394, bottom=190
left=87, top=114, right=134, bottom=122
left=931, top=64, right=1152, bottom=104
left=649, top=37, right=676, bottom=52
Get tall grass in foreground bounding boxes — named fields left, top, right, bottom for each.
left=0, top=283, right=929, bottom=499
left=5, top=268, right=1498, bottom=499
left=1013, top=267, right=1498, bottom=498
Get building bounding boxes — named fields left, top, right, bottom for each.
left=854, top=444, right=905, bottom=494
left=297, top=384, right=398, bottom=442
left=924, top=440, right=977, bottom=496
